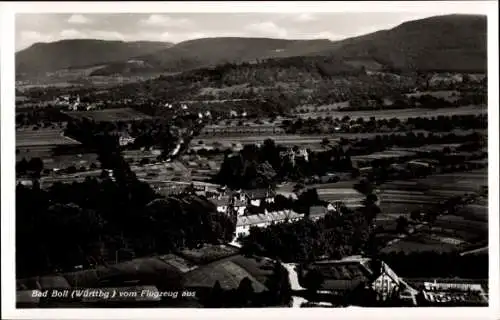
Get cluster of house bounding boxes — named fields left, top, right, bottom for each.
left=118, top=134, right=136, bottom=147
left=356, top=158, right=437, bottom=177
left=229, top=110, right=248, bottom=118
left=200, top=123, right=285, bottom=136
left=55, top=95, right=99, bottom=111
left=192, top=185, right=339, bottom=241
left=16, top=252, right=488, bottom=308
left=426, top=73, right=485, bottom=87
left=298, top=255, right=488, bottom=307
left=418, top=281, right=488, bottom=306
left=280, top=147, right=309, bottom=165
left=202, top=187, right=277, bottom=217
left=163, top=102, right=189, bottom=110
left=162, top=102, right=214, bottom=119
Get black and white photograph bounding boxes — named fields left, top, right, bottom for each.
left=1, top=1, right=499, bottom=318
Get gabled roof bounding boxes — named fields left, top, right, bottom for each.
left=244, top=188, right=276, bottom=199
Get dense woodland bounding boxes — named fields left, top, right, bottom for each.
left=200, top=260, right=292, bottom=308
left=282, top=114, right=486, bottom=134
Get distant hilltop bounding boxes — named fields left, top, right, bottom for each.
left=16, top=14, right=487, bottom=76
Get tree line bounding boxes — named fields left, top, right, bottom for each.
left=282, top=114, right=486, bottom=135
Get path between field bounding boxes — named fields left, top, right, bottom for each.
left=460, top=246, right=488, bottom=256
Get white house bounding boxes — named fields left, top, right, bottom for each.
left=209, top=194, right=247, bottom=217
left=69, top=95, right=81, bottom=111
left=119, top=135, right=136, bottom=147
left=419, top=280, right=488, bottom=305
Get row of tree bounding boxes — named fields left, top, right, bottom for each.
left=283, top=114, right=486, bottom=135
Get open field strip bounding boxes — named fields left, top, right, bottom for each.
left=63, top=107, right=152, bottom=122
left=192, top=129, right=482, bottom=149
left=16, top=128, right=80, bottom=147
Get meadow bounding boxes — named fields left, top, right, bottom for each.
left=64, top=107, right=152, bottom=122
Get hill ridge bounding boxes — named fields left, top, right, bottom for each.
left=16, top=14, right=487, bottom=76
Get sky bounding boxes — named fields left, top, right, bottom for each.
left=15, top=12, right=468, bottom=51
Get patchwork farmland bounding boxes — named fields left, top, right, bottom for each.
left=377, top=168, right=488, bottom=254
left=14, top=12, right=490, bottom=309
left=16, top=128, right=80, bottom=147
left=296, top=105, right=486, bottom=120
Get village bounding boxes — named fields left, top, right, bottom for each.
left=15, top=82, right=488, bottom=308
left=11, top=10, right=490, bottom=309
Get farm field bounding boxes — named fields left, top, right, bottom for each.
left=351, top=150, right=417, bottom=162
left=380, top=168, right=487, bottom=199
left=64, top=107, right=152, bottom=122
left=178, top=245, right=240, bottom=265
left=17, top=243, right=270, bottom=293
left=316, top=188, right=365, bottom=205
left=16, top=128, right=80, bottom=147
left=276, top=179, right=358, bottom=193
left=297, top=105, right=486, bottom=120
left=41, top=153, right=99, bottom=170
left=392, top=143, right=464, bottom=153
left=182, top=254, right=274, bottom=293
left=373, top=166, right=487, bottom=254
left=40, top=169, right=102, bottom=187
left=377, top=180, right=487, bottom=217
left=123, top=149, right=163, bottom=163
left=430, top=217, right=487, bottom=245
left=16, top=146, right=55, bottom=160
left=380, top=215, right=487, bottom=255
left=191, top=130, right=477, bottom=150
left=456, top=203, right=488, bottom=222
left=405, top=90, right=461, bottom=102
left=380, top=233, right=464, bottom=254
left=376, top=168, right=488, bottom=254
left=404, top=278, right=488, bottom=292
left=131, top=161, right=191, bottom=182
